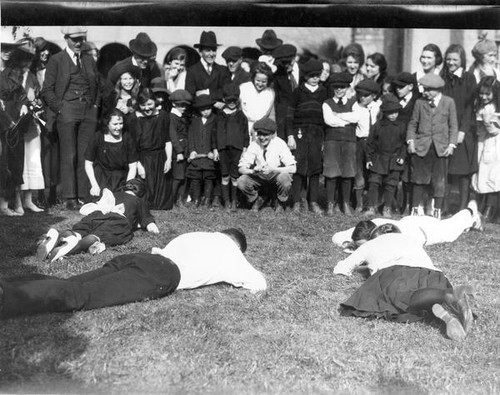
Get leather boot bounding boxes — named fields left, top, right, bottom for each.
left=483, top=206, right=495, bottom=223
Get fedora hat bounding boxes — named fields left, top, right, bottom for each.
left=194, top=31, right=221, bottom=49
left=256, top=29, right=283, bottom=50
left=129, top=32, right=157, bottom=58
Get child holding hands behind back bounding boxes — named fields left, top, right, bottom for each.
left=365, top=94, right=407, bottom=217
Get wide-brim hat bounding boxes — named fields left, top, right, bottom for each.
left=169, top=89, right=193, bottom=104
left=329, top=72, right=353, bottom=87
left=222, top=46, right=243, bottom=62
left=194, top=31, right=221, bottom=49
left=418, top=74, right=445, bottom=89
left=129, top=32, right=157, bottom=58
left=15, top=38, right=36, bottom=56
left=256, top=29, right=283, bottom=50
left=33, top=37, right=50, bottom=52
left=355, top=79, right=380, bottom=95
left=301, top=58, right=323, bottom=77
left=109, top=62, right=141, bottom=85
left=380, top=94, right=402, bottom=113
left=193, top=94, right=214, bottom=109
left=392, top=72, right=415, bottom=87
left=254, top=117, right=277, bottom=135
left=151, top=77, right=168, bottom=94
left=1, top=36, right=23, bottom=51
left=222, top=83, right=240, bottom=100
left=60, top=26, right=87, bottom=38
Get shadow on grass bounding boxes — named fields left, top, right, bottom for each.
left=0, top=212, right=94, bottom=392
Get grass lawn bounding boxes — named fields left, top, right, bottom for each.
left=0, top=203, right=499, bottom=394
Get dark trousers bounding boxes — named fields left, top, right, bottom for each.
left=57, top=101, right=98, bottom=200
left=0, top=253, right=180, bottom=319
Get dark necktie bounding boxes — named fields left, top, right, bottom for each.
left=429, top=100, right=436, bottom=109
left=263, top=148, right=267, bottom=161
left=75, top=54, right=81, bottom=69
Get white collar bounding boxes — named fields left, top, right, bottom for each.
left=453, top=67, right=464, bottom=78
left=304, top=82, right=319, bottom=92
left=171, top=107, right=183, bottom=117
left=65, top=47, right=78, bottom=64
left=401, top=92, right=413, bottom=104
left=430, top=93, right=442, bottom=106
left=333, top=96, right=347, bottom=105
left=136, top=108, right=159, bottom=118
left=200, top=57, right=213, bottom=72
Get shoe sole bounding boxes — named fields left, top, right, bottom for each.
left=432, top=304, right=467, bottom=341
left=36, top=229, right=59, bottom=261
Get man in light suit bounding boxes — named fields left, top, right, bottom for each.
left=41, top=26, right=100, bottom=210
left=406, top=74, right=458, bottom=219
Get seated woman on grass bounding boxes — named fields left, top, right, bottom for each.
left=333, top=223, right=474, bottom=342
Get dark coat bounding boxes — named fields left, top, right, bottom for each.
left=107, top=56, right=161, bottom=89
left=366, top=118, right=407, bottom=174
left=273, top=66, right=301, bottom=140
left=185, top=61, right=231, bottom=102
left=214, top=109, right=249, bottom=150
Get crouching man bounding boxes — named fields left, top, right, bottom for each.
left=0, top=228, right=266, bottom=319
left=237, top=117, right=296, bottom=212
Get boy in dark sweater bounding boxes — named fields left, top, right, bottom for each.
left=215, top=83, right=249, bottom=211
left=168, top=89, right=193, bottom=207
left=286, top=59, right=328, bottom=214
left=365, top=94, right=407, bottom=217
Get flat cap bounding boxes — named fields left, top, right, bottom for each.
left=193, top=94, right=214, bottom=109
left=61, top=26, right=88, bottom=38
left=380, top=94, right=402, bottom=113
left=169, top=89, right=193, bottom=104
left=301, top=59, right=323, bottom=76
left=355, top=79, right=380, bottom=95
left=272, top=44, right=297, bottom=60
left=418, top=74, right=445, bottom=89
left=150, top=77, right=168, bottom=94
left=329, top=72, right=353, bottom=87
left=392, top=72, right=415, bottom=87
left=221, top=46, right=243, bottom=62
left=222, top=83, right=240, bottom=100
left=254, top=117, right=277, bottom=134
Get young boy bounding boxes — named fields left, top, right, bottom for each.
left=407, top=74, right=458, bottom=219
left=322, top=72, right=357, bottom=216
left=215, top=83, right=249, bottom=211
left=365, top=94, right=406, bottom=217
left=285, top=58, right=328, bottom=215
left=186, top=94, right=218, bottom=207
left=37, top=179, right=159, bottom=262
left=169, top=89, right=193, bottom=207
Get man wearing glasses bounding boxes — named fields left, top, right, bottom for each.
left=41, top=26, right=100, bottom=210
left=107, top=32, right=161, bottom=89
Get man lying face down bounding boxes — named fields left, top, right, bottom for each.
left=0, top=228, right=267, bottom=319
left=333, top=223, right=474, bottom=342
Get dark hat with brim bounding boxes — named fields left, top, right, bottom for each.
left=254, top=117, right=277, bottom=135
left=329, top=72, right=353, bottom=87
left=272, top=44, right=297, bottom=61
left=33, top=37, right=50, bottom=52
left=169, top=89, right=193, bottom=104
left=418, top=74, right=445, bottom=89
left=222, top=46, right=243, bottom=62
left=256, top=29, right=283, bottom=50
left=301, top=59, right=323, bottom=77
left=129, top=32, right=157, bottom=58
left=392, top=72, right=415, bottom=87
left=380, top=94, right=402, bottom=113
left=194, top=31, right=221, bottom=49
left=355, top=79, right=380, bottom=96
left=151, top=77, right=168, bottom=94
left=193, top=94, right=214, bottom=109
left=223, top=83, right=240, bottom=100
left=109, top=62, right=141, bottom=86
left=15, top=38, right=35, bottom=56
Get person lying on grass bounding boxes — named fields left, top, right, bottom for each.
left=332, top=199, right=483, bottom=251
left=0, top=228, right=266, bottom=319
left=333, top=223, right=474, bottom=342
left=37, top=178, right=159, bottom=262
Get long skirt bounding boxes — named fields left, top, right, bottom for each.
left=141, top=150, right=173, bottom=210
left=340, top=265, right=452, bottom=323
left=21, top=122, right=45, bottom=191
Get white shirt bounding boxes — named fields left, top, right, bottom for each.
left=239, top=136, right=296, bottom=170
left=152, top=232, right=267, bottom=293
left=333, top=233, right=438, bottom=276
left=65, top=47, right=79, bottom=66
left=240, top=81, right=275, bottom=124
left=399, top=92, right=413, bottom=108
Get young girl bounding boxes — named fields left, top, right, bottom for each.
left=103, top=63, right=141, bottom=120
left=365, top=53, right=388, bottom=92
left=471, top=76, right=500, bottom=222
left=163, top=46, right=188, bottom=91
left=468, top=34, right=500, bottom=83
left=286, top=59, right=328, bottom=214
left=414, top=43, right=443, bottom=95
left=341, top=43, right=365, bottom=100
left=215, top=83, right=249, bottom=211
left=440, top=44, right=478, bottom=213
left=187, top=94, right=217, bottom=207
left=129, top=87, right=173, bottom=210
left=239, top=62, right=275, bottom=140
left=85, top=109, right=138, bottom=196
left=365, top=94, right=406, bottom=217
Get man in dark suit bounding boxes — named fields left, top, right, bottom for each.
left=41, top=26, right=100, bottom=210
left=407, top=74, right=458, bottom=219
left=107, top=32, right=161, bottom=89
left=185, top=31, right=231, bottom=111
left=221, top=46, right=251, bottom=87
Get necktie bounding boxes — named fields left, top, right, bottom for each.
left=289, top=73, right=297, bottom=90
left=75, top=54, right=81, bottom=69
left=207, top=65, right=212, bottom=75
left=429, top=100, right=436, bottom=108
left=263, top=148, right=267, bottom=161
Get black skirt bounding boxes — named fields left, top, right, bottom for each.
left=340, top=265, right=452, bottom=323
left=72, top=212, right=133, bottom=246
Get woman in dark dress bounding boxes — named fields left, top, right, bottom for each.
left=85, top=109, right=138, bottom=197
left=440, top=44, right=478, bottom=212
left=128, top=87, right=173, bottom=210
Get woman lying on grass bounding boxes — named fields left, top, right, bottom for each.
left=36, top=178, right=159, bottom=262
left=333, top=223, right=474, bottom=342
